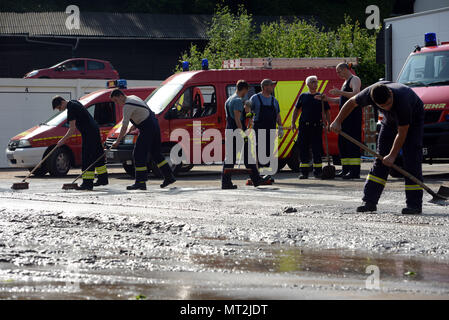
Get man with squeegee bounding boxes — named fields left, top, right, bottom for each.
left=330, top=82, right=425, bottom=215
left=52, top=96, right=109, bottom=190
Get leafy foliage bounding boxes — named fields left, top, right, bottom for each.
left=177, top=7, right=384, bottom=86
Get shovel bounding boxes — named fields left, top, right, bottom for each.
left=321, top=99, right=335, bottom=180
left=62, top=148, right=109, bottom=190
left=11, top=146, right=59, bottom=190
left=339, top=131, right=449, bottom=202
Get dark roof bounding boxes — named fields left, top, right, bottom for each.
left=0, top=12, right=323, bottom=40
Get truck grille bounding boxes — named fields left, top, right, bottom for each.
left=105, top=138, right=116, bottom=148
left=8, top=140, right=19, bottom=151
left=424, top=111, right=442, bottom=124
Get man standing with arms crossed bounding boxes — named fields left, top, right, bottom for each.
left=330, top=82, right=424, bottom=215
left=318, top=63, right=362, bottom=179
left=110, top=89, right=176, bottom=190
left=292, top=76, right=331, bottom=179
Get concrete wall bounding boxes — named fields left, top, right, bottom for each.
left=0, top=78, right=161, bottom=168
left=385, top=7, right=449, bottom=81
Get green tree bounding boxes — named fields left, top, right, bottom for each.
left=177, top=7, right=384, bottom=86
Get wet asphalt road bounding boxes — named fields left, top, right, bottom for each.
left=0, top=163, right=449, bottom=299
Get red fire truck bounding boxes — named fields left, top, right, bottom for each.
left=105, top=58, right=360, bottom=176
left=6, top=81, right=155, bottom=176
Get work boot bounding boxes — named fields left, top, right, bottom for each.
left=299, top=172, right=308, bottom=180
left=76, top=180, right=93, bottom=191
left=401, top=207, right=422, bottom=215
left=336, top=165, right=349, bottom=178
left=253, top=175, right=271, bottom=187
left=127, top=182, right=147, bottom=190
left=222, top=184, right=238, bottom=190
left=160, top=176, right=176, bottom=188
left=93, top=174, right=108, bottom=187
left=356, top=202, right=377, bottom=213
left=342, top=172, right=360, bottom=180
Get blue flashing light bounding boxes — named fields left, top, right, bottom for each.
left=107, top=79, right=127, bottom=89
left=425, top=32, right=437, bottom=47
left=116, top=79, right=127, bottom=89
left=445, top=114, right=449, bottom=122
left=182, top=61, right=189, bottom=72
left=201, top=58, right=209, bottom=70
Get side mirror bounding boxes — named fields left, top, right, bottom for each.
left=378, top=78, right=385, bottom=81
left=165, top=107, right=177, bottom=120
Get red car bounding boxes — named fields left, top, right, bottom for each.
left=24, top=58, right=119, bottom=79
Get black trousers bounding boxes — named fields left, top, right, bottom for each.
left=298, top=123, right=323, bottom=174
left=222, top=132, right=260, bottom=186
left=254, top=127, right=276, bottom=167
left=363, top=117, right=424, bottom=209
left=81, top=128, right=107, bottom=182
left=338, top=107, right=362, bottom=174
left=133, top=117, right=173, bottom=183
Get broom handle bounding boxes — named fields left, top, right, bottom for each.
left=321, top=99, right=331, bottom=165
left=71, top=148, right=110, bottom=184
left=22, top=146, right=59, bottom=182
left=339, top=131, right=438, bottom=198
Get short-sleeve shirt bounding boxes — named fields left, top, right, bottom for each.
left=355, top=81, right=423, bottom=126
left=295, top=93, right=330, bottom=123
left=249, top=93, right=280, bottom=121
left=66, top=100, right=99, bottom=135
left=122, top=95, right=151, bottom=127
left=225, top=93, right=245, bottom=122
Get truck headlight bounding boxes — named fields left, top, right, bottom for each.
left=123, top=135, right=135, bottom=145
left=17, top=139, right=31, bottom=148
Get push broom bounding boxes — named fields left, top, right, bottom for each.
left=62, top=147, right=110, bottom=190
left=339, top=130, right=449, bottom=202
left=11, top=146, right=59, bottom=190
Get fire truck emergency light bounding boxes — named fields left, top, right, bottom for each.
left=425, top=33, right=437, bottom=47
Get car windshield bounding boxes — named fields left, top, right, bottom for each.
left=144, top=72, right=196, bottom=114
left=398, top=50, right=449, bottom=86
left=43, top=110, right=67, bottom=126
left=145, top=83, right=183, bottom=114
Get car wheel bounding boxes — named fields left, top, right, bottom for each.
left=48, top=148, right=71, bottom=176
left=122, top=162, right=135, bottom=178
left=276, top=158, right=288, bottom=173
left=29, top=166, right=48, bottom=177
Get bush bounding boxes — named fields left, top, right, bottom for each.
left=177, top=6, right=384, bottom=86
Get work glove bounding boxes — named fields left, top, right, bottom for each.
left=239, top=129, right=248, bottom=142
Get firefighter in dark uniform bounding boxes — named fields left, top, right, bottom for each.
left=249, top=79, right=284, bottom=171
left=320, top=63, right=362, bottom=179
left=330, top=82, right=425, bottom=215
left=222, top=80, right=269, bottom=189
left=291, top=76, right=331, bottom=179
left=53, top=96, right=108, bottom=190
left=110, top=89, right=176, bottom=190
